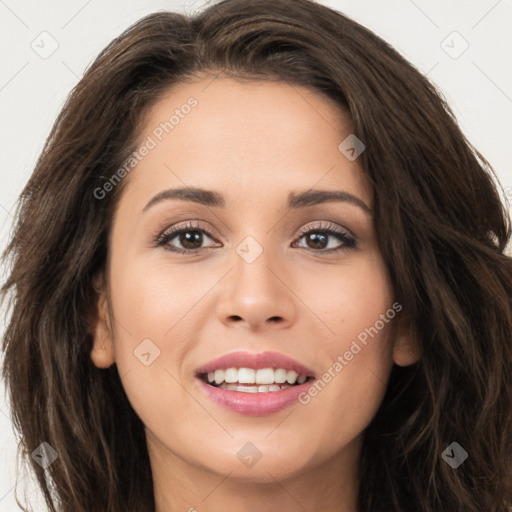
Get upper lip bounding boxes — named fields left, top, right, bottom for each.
left=196, top=351, right=315, bottom=377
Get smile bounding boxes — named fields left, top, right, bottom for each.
left=201, top=367, right=310, bottom=392
left=195, top=351, right=316, bottom=415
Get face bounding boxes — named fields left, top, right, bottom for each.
left=91, top=77, right=417, bottom=488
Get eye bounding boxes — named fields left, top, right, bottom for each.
left=155, top=221, right=220, bottom=254
left=292, top=221, right=356, bottom=253
left=154, top=220, right=356, bottom=255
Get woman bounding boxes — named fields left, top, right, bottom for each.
left=2, top=0, right=511, bottom=510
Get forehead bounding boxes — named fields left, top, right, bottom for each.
left=119, top=77, right=371, bottom=209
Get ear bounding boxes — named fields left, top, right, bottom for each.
left=89, top=273, right=116, bottom=369
left=392, top=314, right=421, bottom=367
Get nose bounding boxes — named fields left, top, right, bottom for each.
left=216, top=245, right=298, bottom=331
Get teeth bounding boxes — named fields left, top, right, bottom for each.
left=214, top=369, right=225, bottom=385
left=224, top=368, right=238, bottom=383
left=205, top=367, right=309, bottom=386
left=238, top=368, right=256, bottom=384
left=217, top=382, right=293, bottom=392
left=286, top=370, right=299, bottom=384
left=237, top=385, right=257, bottom=393
left=256, top=368, right=274, bottom=384
left=274, top=368, right=287, bottom=383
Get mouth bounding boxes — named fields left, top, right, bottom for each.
left=198, top=367, right=314, bottom=393
left=194, top=351, right=316, bottom=415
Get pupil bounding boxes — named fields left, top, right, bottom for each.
left=181, top=231, right=202, bottom=249
left=308, top=232, right=327, bottom=249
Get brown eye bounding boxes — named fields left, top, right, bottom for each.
left=174, top=230, right=204, bottom=250
left=156, top=222, right=220, bottom=254
left=293, top=222, right=356, bottom=253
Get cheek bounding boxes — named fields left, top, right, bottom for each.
left=294, top=253, right=395, bottom=459
left=105, top=250, right=209, bottom=403
left=295, top=325, right=394, bottom=470
left=108, top=251, right=211, bottom=341
left=105, top=256, right=205, bottom=436
left=302, top=249, right=394, bottom=342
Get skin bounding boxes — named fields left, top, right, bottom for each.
left=91, top=77, right=419, bottom=512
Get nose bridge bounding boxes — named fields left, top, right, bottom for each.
left=216, top=233, right=297, bottom=329
left=233, top=234, right=284, bottom=304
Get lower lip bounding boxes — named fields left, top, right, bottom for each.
left=196, top=377, right=314, bottom=416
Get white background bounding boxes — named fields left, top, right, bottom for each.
left=1, top=0, right=511, bottom=510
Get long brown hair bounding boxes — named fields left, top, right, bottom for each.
left=2, top=0, right=512, bottom=510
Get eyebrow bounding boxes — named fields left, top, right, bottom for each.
left=142, top=187, right=371, bottom=214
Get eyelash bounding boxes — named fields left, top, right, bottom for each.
left=154, top=221, right=356, bottom=254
